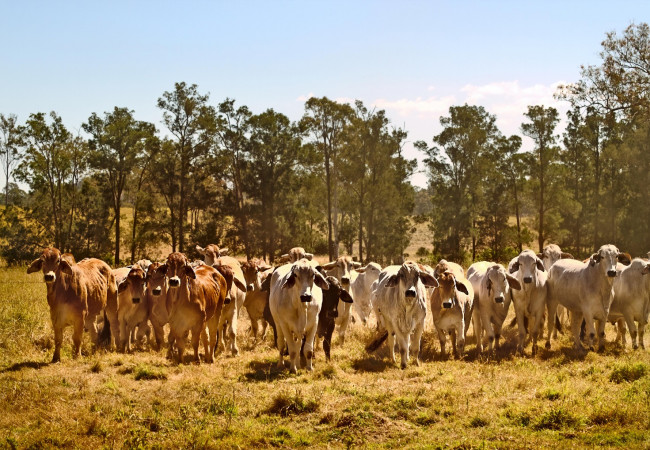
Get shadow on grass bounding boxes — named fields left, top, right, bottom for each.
left=241, top=359, right=292, bottom=382
left=1, top=360, right=49, bottom=373
left=350, top=356, right=393, bottom=373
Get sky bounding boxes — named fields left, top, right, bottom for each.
left=1, top=1, right=649, bottom=188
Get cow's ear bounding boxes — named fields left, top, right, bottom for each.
left=233, top=276, right=247, bottom=292
left=282, top=271, right=296, bottom=289
left=59, top=259, right=73, bottom=275
left=385, top=274, right=400, bottom=287
left=261, top=275, right=272, bottom=292
left=117, top=280, right=129, bottom=293
left=195, top=245, right=205, bottom=255
left=339, top=290, right=353, bottom=303
left=642, top=264, right=650, bottom=275
left=218, top=247, right=229, bottom=256
left=561, top=252, right=574, bottom=259
left=419, top=272, right=439, bottom=288
left=590, top=253, right=601, bottom=266
left=536, top=259, right=546, bottom=272
left=321, top=261, right=337, bottom=271
left=314, top=271, right=330, bottom=290
left=158, top=263, right=168, bottom=274
left=456, top=281, right=469, bottom=296
left=509, top=261, right=519, bottom=274
left=485, top=278, right=492, bottom=292
left=278, top=254, right=290, bottom=263
left=617, top=252, right=632, bottom=266
left=351, top=261, right=363, bottom=269
left=355, top=266, right=367, bottom=273
left=27, top=258, right=42, bottom=274
left=185, top=265, right=196, bottom=279
left=506, top=274, right=522, bottom=290
left=304, top=252, right=314, bottom=261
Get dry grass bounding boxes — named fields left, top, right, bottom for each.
left=1, top=266, right=650, bottom=448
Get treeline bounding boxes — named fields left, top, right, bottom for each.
left=1, top=24, right=648, bottom=266
left=416, top=23, right=650, bottom=264
left=0, top=91, right=415, bottom=265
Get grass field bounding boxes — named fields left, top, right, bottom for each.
left=1, top=266, right=650, bottom=449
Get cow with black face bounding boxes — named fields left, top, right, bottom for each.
left=316, top=276, right=353, bottom=361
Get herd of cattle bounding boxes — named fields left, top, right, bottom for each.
left=24, top=243, right=650, bottom=372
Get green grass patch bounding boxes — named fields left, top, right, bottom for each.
left=266, top=390, right=319, bottom=417
left=534, top=406, right=582, bottom=430
left=609, top=362, right=647, bottom=383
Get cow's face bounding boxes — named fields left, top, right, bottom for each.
left=118, top=265, right=147, bottom=304
left=196, top=244, right=227, bottom=266
left=538, top=244, right=573, bottom=271
left=355, top=262, right=381, bottom=280
left=162, top=252, right=195, bottom=289
left=435, top=271, right=469, bottom=309
left=510, top=250, right=545, bottom=285
left=320, top=276, right=345, bottom=320
left=386, top=262, right=438, bottom=299
left=282, top=259, right=330, bottom=302
left=242, top=259, right=272, bottom=292
left=486, top=266, right=521, bottom=303
left=27, top=247, right=72, bottom=284
left=146, top=262, right=168, bottom=297
left=322, top=257, right=362, bottom=287
left=590, top=245, right=631, bottom=277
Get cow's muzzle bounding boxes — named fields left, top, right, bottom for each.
left=405, top=288, right=417, bottom=298
left=44, top=273, right=55, bottom=283
left=523, top=276, right=532, bottom=284
left=132, top=297, right=141, bottom=304
left=152, top=287, right=162, bottom=296
left=300, top=294, right=312, bottom=303
left=341, top=277, right=350, bottom=285
left=495, top=296, right=504, bottom=304
left=224, top=297, right=231, bottom=305
left=607, top=270, right=617, bottom=278
left=442, top=299, right=453, bottom=309
left=169, top=277, right=180, bottom=287
left=247, top=283, right=254, bottom=292
left=326, top=310, right=338, bottom=319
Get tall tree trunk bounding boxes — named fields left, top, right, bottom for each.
left=325, top=151, right=334, bottom=261
left=514, top=182, right=522, bottom=253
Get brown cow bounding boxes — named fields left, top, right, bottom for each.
left=321, top=256, right=362, bottom=344
left=241, top=258, right=273, bottom=345
left=27, top=248, right=118, bottom=362
left=213, top=256, right=247, bottom=356
left=146, top=262, right=171, bottom=351
left=278, top=247, right=314, bottom=264
left=195, top=244, right=229, bottom=265
left=113, top=264, right=148, bottom=352
left=162, top=252, right=228, bottom=363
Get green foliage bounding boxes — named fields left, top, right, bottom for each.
left=609, top=362, right=647, bottom=383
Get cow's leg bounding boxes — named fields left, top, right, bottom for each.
left=206, top=316, right=218, bottom=362
left=638, top=319, right=646, bottom=350
left=411, top=324, right=424, bottom=367
left=200, top=328, right=209, bottom=363
left=595, top=318, right=608, bottom=352
left=395, top=332, right=409, bottom=369
left=436, top=325, right=447, bottom=357
left=337, top=304, right=351, bottom=345
left=106, top=308, right=120, bottom=351
left=303, top=324, right=317, bottom=371
left=581, top=309, right=597, bottom=351
left=569, top=310, right=585, bottom=351
left=260, top=319, right=268, bottom=341
left=514, top=299, right=527, bottom=355
left=472, top=309, right=483, bottom=354
left=85, top=312, right=99, bottom=351
left=229, top=308, right=239, bottom=356
left=530, top=306, right=544, bottom=357
left=72, top=316, right=84, bottom=359
left=250, top=318, right=259, bottom=345
left=622, top=310, right=638, bottom=350
left=386, top=331, right=396, bottom=364
left=323, top=323, right=335, bottom=361
left=545, top=297, right=559, bottom=350
left=287, top=329, right=301, bottom=374
left=481, top=309, right=495, bottom=353
left=614, top=319, right=625, bottom=346
left=458, top=320, right=466, bottom=358
left=450, top=328, right=457, bottom=358
left=52, top=324, right=63, bottom=363
left=275, top=322, right=286, bottom=369
left=190, top=324, right=203, bottom=364
left=151, top=320, right=165, bottom=351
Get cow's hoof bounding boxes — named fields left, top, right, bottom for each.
left=545, top=342, right=551, bottom=350
left=400, top=362, right=407, bottom=370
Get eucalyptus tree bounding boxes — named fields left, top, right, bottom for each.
left=157, top=82, right=217, bottom=253
left=83, top=107, right=157, bottom=264
left=0, top=114, right=22, bottom=206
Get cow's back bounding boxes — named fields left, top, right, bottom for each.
left=78, top=258, right=112, bottom=315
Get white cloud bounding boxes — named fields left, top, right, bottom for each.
left=373, top=95, right=457, bottom=119
left=296, top=92, right=315, bottom=102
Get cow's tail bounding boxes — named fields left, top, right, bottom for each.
left=365, top=331, right=388, bottom=353
left=98, top=310, right=112, bottom=348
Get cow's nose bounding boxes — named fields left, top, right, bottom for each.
left=607, top=270, right=617, bottom=278
left=523, top=276, right=532, bottom=284
left=169, top=277, right=180, bottom=287
left=153, top=287, right=162, bottom=296
left=495, top=296, right=504, bottom=303
left=224, top=297, right=231, bottom=305
left=300, top=294, right=312, bottom=303
left=132, top=298, right=140, bottom=304
left=341, top=277, right=350, bottom=285
left=405, top=288, right=416, bottom=298
left=443, top=300, right=453, bottom=309
left=44, top=274, right=55, bottom=282
left=248, top=283, right=254, bottom=292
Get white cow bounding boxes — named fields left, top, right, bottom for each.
left=350, top=262, right=382, bottom=325
left=278, top=247, right=314, bottom=263
left=322, top=256, right=363, bottom=344
left=269, top=259, right=330, bottom=373
left=537, top=244, right=574, bottom=337
left=546, top=244, right=631, bottom=351
left=508, top=250, right=548, bottom=356
left=609, top=258, right=650, bottom=349
left=213, top=256, right=247, bottom=356
left=368, top=262, right=438, bottom=369
left=468, top=261, right=521, bottom=354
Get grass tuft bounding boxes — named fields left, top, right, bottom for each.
left=266, top=390, right=319, bottom=417
left=133, top=364, right=167, bottom=381
left=609, top=362, right=647, bottom=383
left=533, top=406, right=581, bottom=430
left=468, top=416, right=489, bottom=428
